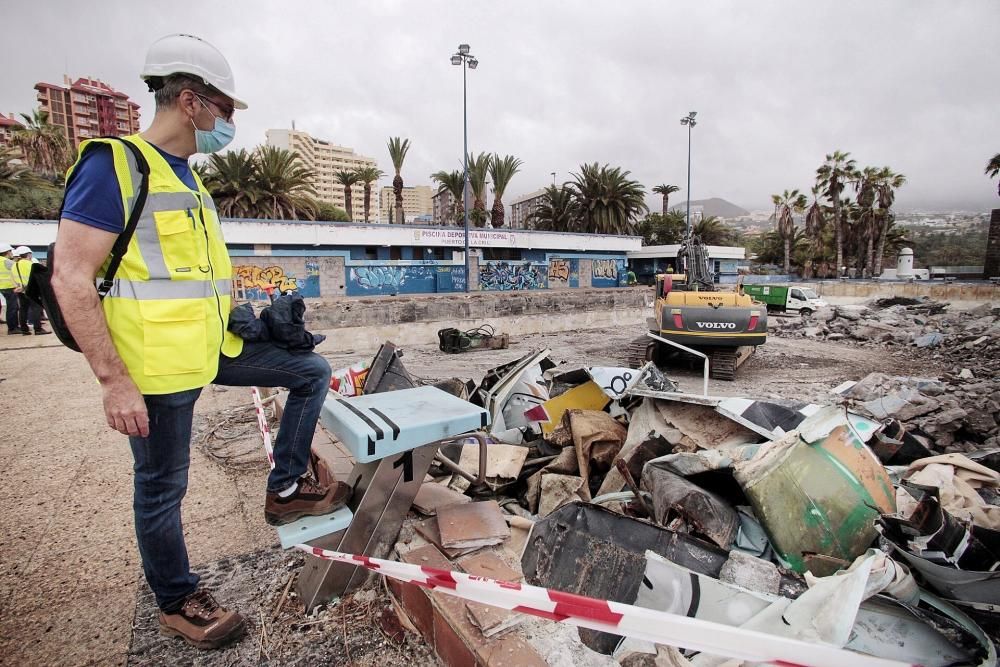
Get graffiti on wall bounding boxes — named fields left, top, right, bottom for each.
left=547, top=258, right=579, bottom=288
left=591, top=258, right=627, bottom=288
left=235, top=264, right=299, bottom=292
left=233, top=263, right=321, bottom=299
left=347, top=265, right=466, bottom=296
left=480, top=262, right=546, bottom=291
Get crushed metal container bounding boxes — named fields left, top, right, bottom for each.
left=734, top=406, right=896, bottom=574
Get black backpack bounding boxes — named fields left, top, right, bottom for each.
left=26, top=138, right=150, bottom=352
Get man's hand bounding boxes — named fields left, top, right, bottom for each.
left=101, top=374, right=150, bottom=437
left=13, top=286, right=22, bottom=293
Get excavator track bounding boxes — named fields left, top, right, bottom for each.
left=625, top=335, right=655, bottom=369
left=709, top=346, right=754, bottom=381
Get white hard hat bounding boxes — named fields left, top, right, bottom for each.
left=0, top=243, right=11, bottom=254
left=13, top=246, right=31, bottom=256
left=141, top=33, right=247, bottom=110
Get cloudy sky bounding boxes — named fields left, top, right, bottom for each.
left=4, top=1, right=998, bottom=213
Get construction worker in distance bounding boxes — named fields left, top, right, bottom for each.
left=626, top=268, right=638, bottom=286
left=0, top=243, right=19, bottom=334
left=50, top=34, right=349, bottom=650
left=11, top=246, right=50, bottom=336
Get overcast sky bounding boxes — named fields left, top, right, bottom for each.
left=4, top=1, right=998, bottom=213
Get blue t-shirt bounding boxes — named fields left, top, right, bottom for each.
left=62, top=142, right=197, bottom=234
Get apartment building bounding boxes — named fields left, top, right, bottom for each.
left=509, top=188, right=547, bottom=230
left=34, top=76, right=141, bottom=148
left=266, top=129, right=379, bottom=220
left=432, top=188, right=456, bottom=225
left=0, top=113, right=23, bottom=148
left=380, top=185, right=434, bottom=224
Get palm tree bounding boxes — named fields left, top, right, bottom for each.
left=487, top=154, right=523, bottom=228
left=771, top=189, right=808, bottom=275
left=467, top=152, right=491, bottom=228
left=0, top=145, right=39, bottom=193
left=816, top=150, right=858, bottom=276
left=526, top=185, right=579, bottom=232
left=12, top=110, right=70, bottom=178
left=693, top=216, right=737, bottom=245
left=353, top=166, right=384, bottom=223
left=852, top=167, right=881, bottom=276
left=802, top=186, right=826, bottom=278
left=568, top=162, right=648, bottom=235
left=253, top=146, right=318, bottom=220
left=431, top=169, right=465, bottom=225
left=872, top=167, right=906, bottom=276
left=334, top=170, right=361, bottom=222
left=985, top=153, right=999, bottom=197
left=387, top=137, right=411, bottom=224
left=199, top=149, right=260, bottom=218
left=652, top=184, right=681, bottom=215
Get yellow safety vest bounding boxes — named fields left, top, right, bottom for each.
left=66, top=134, right=243, bottom=395
left=0, top=258, right=15, bottom=289
left=12, top=258, right=33, bottom=289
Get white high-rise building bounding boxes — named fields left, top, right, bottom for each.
left=265, top=129, right=379, bottom=221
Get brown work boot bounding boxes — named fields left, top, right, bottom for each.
left=158, top=589, right=246, bottom=649
left=264, top=475, right=351, bottom=526
left=309, top=449, right=335, bottom=487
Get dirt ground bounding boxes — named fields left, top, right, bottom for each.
left=0, top=318, right=942, bottom=666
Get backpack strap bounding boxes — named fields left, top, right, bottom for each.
left=58, top=137, right=151, bottom=299
left=95, top=139, right=150, bottom=298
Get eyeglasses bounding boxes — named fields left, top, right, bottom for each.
left=195, top=93, right=234, bottom=122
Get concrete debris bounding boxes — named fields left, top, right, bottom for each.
left=772, top=298, right=1000, bottom=380
left=340, top=335, right=1000, bottom=663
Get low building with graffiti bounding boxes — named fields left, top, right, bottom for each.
left=3, top=218, right=640, bottom=298
left=627, top=244, right=749, bottom=285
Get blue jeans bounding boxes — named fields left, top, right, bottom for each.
left=129, top=342, right=332, bottom=611
left=1, top=288, right=18, bottom=332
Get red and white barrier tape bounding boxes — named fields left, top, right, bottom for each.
left=250, top=386, right=276, bottom=469
left=294, top=544, right=910, bottom=667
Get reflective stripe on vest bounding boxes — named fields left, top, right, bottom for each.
left=67, top=135, right=243, bottom=395
left=99, top=278, right=232, bottom=300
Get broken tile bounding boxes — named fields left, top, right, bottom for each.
left=458, top=551, right=523, bottom=583
left=438, top=500, right=511, bottom=550
left=457, top=443, right=529, bottom=492
left=413, top=517, right=480, bottom=559
left=412, top=481, right=471, bottom=515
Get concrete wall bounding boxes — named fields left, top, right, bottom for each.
left=308, top=287, right=652, bottom=353
left=810, top=281, right=999, bottom=301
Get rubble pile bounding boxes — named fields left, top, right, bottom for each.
left=771, top=298, right=1000, bottom=377
left=329, top=342, right=1000, bottom=665
left=842, top=372, right=1000, bottom=454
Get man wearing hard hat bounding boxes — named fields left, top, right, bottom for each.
left=0, top=243, right=19, bottom=334
left=50, top=34, right=348, bottom=650
left=11, top=246, right=50, bottom=336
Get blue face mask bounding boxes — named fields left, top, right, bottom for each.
left=192, top=97, right=235, bottom=154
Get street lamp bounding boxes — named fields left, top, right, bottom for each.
left=551, top=171, right=556, bottom=187
left=452, top=43, right=478, bottom=292
left=680, top=111, right=697, bottom=237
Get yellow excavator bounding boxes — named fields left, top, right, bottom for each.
left=625, top=235, right=767, bottom=380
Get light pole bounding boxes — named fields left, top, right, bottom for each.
left=452, top=44, right=478, bottom=292
left=551, top=171, right=556, bottom=187
left=680, top=111, right=697, bottom=237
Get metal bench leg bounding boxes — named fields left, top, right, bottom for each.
left=296, top=441, right=439, bottom=610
